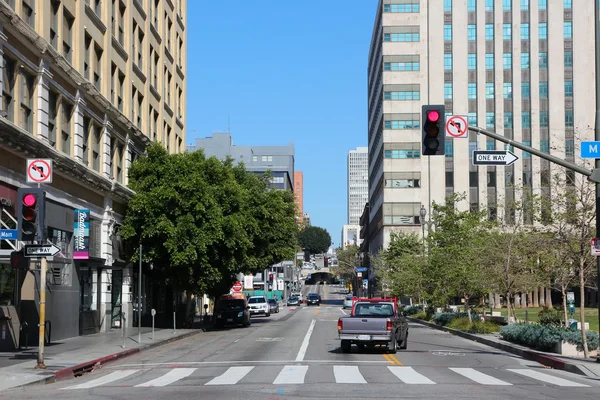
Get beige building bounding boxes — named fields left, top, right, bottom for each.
left=0, top=0, right=186, bottom=343
left=365, top=0, right=594, bottom=252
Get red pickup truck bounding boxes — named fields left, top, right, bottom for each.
left=337, top=297, right=408, bottom=354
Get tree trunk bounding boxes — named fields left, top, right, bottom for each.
left=561, top=285, right=569, bottom=328
left=533, top=287, right=539, bottom=308
left=546, top=281, right=553, bottom=308
left=495, top=293, right=501, bottom=309
left=539, top=287, right=545, bottom=308
left=465, top=295, right=472, bottom=323
left=506, top=292, right=512, bottom=323
left=579, top=261, right=589, bottom=358
left=527, top=292, right=532, bottom=308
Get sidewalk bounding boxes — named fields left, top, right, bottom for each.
left=408, top=316, right=600, bottom=379
left=0, top=324, right=203, bottom=391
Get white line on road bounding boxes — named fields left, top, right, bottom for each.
left=135, top=368, right=196, bottom=387
left=295, top=319, right=316, bottom=361
left=340, top=309, right=348, bottom=315
left=205, top=366, right=255, bottom=385
left=63, top=369, right=139, bottom=389
left=387, top=366, right=436, bottom=384
left=507, top=369, right=589, bottom=387
left=273, top=365, right=309, bottom=384
left=114, top=360, right=392, bottom=368
left=334, top=366, right=366, bottom=384
left=449, top=368, right=512, bottom=386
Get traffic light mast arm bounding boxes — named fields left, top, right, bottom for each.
left=467, top=125, right=600, bottom=183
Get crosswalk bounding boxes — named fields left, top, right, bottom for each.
left=61, top=364, right=592, bottom=390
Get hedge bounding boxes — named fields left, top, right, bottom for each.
left=432, top=312, right=481, bottom=326
left=500, top=323, right=599, bottom=352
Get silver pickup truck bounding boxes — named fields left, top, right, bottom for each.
left=337, top=299, right=408, bottom=354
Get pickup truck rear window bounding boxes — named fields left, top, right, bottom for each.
left=354, top=303, right=394, bottom=317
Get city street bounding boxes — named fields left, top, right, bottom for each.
left=2, top=284, right=599, bottom=400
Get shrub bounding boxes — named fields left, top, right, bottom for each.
left=403, top=305, right=422, bottom=315
left=413, top=311, right=431, bottom=321
left=433, top=311, right=481, bottom=326
left=447, top=317, right=472, bottom=331
left=500, top=323, right=599, bottom=352
left=447, top=317, right=501, bottom=334
left=538, top=307, right=563, bottom=327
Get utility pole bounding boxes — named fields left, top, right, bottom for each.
left=36, top=256, right=47, bottom=369
left=138, top=244, right=142, bottom=344
left=594, top=0, right=600, bottom=363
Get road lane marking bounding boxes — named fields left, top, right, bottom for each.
left=387, top=366, right=436, bottom=384
left=295, top=319, right=316, bottom=361
left=333, top=366, right=366, bottom=384
left=115, top=360, right=392, bottom=368
left=340, top=309, right=348, bottom=315
left=63, top=370, right=139, bottom=389
left=273, top=365, right=308, bottom=384
left=388, top=354, right=403, bottom=366
left=449, top=368, right=512, bottom=386
left=205, top=366, right=254, bottom=385
left=507, top=369, right=589, bottom=387
left=135, top=368, right=196, bottom=387
left=383, top=354, right=399, bottom=365
left=313, top=307, right=320, bottom=315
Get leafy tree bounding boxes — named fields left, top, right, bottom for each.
left=121, top=143, right=298, bottom=300
left=299, top=226, right=332, bottom=256
left=333, top=245, right=359, bottom=282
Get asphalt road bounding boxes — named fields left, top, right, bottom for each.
left=4, top=283, right=600, bottom=399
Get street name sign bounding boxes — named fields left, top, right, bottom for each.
left=581, top=141, right=600, bottom=159
left=0, top=229, right=18, bottom=240
left=23, top=244, right=61, bottom=257
left=473, top=150, right=518, bottom=166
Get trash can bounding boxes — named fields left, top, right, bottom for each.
left=568, top=318, right=578, bottom=329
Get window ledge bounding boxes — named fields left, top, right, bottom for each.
left=176, top=64, right=185, bottom=80
left=176, top=116, right=184, bottom=129
left=150, top=23, right=162, bottom=44
left=150, top=85, right=161, bottom=102
left=177, top=14, right=185, bottom=31
left=111, top=36, right=128, bottom=61
left=132, top=63, right=147, bottom=83
left=85, top=5, right=107, bottom=34
left=133, top=0, right=147, bottom=20
left=164, top=47, right=174, bottom=64
left=164, top=102, right=174, bottom=117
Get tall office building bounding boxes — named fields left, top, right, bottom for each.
left=348, top=146, right=369, bottom=225
left=294, top=171, right=304, bottom=224
left=0, top=0, right=187, bottom=341
left=365, top=0, right=594, bottom=252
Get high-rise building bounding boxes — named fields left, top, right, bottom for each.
left=365, top=0, right=593, bottom=252
left=294, top=171, right=304, bottom=224
left=0, top=1, right=187, bottom=342
left=348, top=147, right=369, bottom=225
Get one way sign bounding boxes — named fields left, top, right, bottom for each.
left=23, top=244, right=61, bottom=257
left=473, top=150, right=519, bottom=166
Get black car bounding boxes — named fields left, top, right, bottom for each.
left=287, top=296, right=300, bottom=306
left=306, top=293, right=321, bottom=306
left=213, top=297, right=251, bottom=328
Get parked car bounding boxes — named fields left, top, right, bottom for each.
left=287, top=296, right=300, bottom=306
left=267, top=298, right=280, bottom=313
left=213, top=294, right=251, bottom=328
left=343, top=295, right=353, bottom=309
left=248, top=296, right=270, bottom=317
left=306, top=293, right=321, bottom=306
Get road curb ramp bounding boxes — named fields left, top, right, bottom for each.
left=407, top=317, right=595, bottom=378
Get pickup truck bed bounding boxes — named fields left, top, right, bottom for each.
left=337, top=299, right=408, bottom=354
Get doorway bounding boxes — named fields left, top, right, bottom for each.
left=111, top=270, right=123, bottom=328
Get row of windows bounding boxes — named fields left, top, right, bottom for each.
left=447, top=80, right=573, bottom=101
left=383, top=3, right=419, bottom=13
left=460, top=0, right=564, bottom=11
left=384, top=62, right=420, bottom=71
left=384, top=149, right=421, bottom=159
left=466, top=52, right=572, bottom=71
left=384, top=91, right=420, bottom=101
left=383, top=33, right=419, bottom=42
left=465, top=22, right=571, bottom=41
left=384, top=120, right=420, bottom=130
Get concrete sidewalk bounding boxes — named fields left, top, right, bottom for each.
left=0, top=326, right=202, bottom=391
left=408, top=316, right=600, bottom=379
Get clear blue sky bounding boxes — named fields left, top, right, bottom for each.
left=185, top=1, right=377, bottom=247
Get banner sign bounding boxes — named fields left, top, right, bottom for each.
left=73, top=209, right=90, bottom=259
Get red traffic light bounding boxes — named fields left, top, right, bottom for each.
left=23, top=193, right=37, bottom=207
left=427, top=110, right=440, bottom=123
left=269, top=274, right=274, bottom=281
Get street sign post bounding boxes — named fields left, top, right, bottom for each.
left=445, top=115, right=468, bottom=138
left=0, top=229, right=18, bottom=240
left=26, top=159, right=53, bottom=184
left=23, top=244, right=60, bottom=257
left=472, top=150, right=518, bottom=166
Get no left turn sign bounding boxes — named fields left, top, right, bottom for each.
left=446, top=115, right=468, bottom=138
left=26, top=159, right=53, bottom=184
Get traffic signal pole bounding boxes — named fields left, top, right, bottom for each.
left=36, top=256, right=47, bottom=369
left=594, top=0, right=600, bottom=363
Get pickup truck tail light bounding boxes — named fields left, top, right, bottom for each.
left=386, top=320, right=392, bottom=331
left=337, top=319, right=343, bottom=331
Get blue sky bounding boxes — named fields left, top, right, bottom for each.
left=185, top=1, right=377, bottom=247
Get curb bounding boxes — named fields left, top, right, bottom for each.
left=407, top=317, right=594, bottom=377
left=49, top=330, right=202, bottom=384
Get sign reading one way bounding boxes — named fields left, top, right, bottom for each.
left=472, top=150, right=519, bottom=166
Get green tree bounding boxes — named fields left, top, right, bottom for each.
left=299, top=226, right=332, bottom=256
left=333, top=245, right=359, bottom=282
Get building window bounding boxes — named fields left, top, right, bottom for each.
left=486, top=112, right=495, bottom=129
left=444, top=54, right=452, bottom=70
left=383, top=32, right=420, bottom=42
left=468, top=24, right=476, bottom=41
left=19, top=71, right=34, bottom=133
left=444, top=83, right=453, bottom=99
left=539, top=82, right=548, bottom=98
left=539, top=23, right=547, bottom=39
left=522, top=112, right=531, bottom=128
left=50, top=0, right=59, bottom=48
left=520, top=24, right=529, bottom=40
left=565, top=81, right=573, bottom=97
left=540, top=111, right=549, bottom=128
left=504, top=112, right=513, bottom=128
left=564, top=0, right=572, bottom=9
left=486, top=142, right=495, bottom=150
left=63, top=11, right=74, bottom=63
left=564, top=51, right=573, bottom=68
left=22, top=0, right=34, bottom=27
left=468, top=54, right=476, bottom=70
left=503, top=0, right=511, bottom=10
left=565, top=110, right=574, bottom=127
left=384, top=61, right=419, bottom=71
left=444, top=24, right=452, bottom=41
left=485, top=0, right=493, bottom=11
left=118, top=71, right=124, bottom=112
left=445, top=141, right=453, bottom=158
left=486, top=54, right=494, bottom=70
left=522, top=82, right=530, bottom=98
left=384, top=91, right=420, bottom=101
left=503, top=82, right=512, bottom=99
left=485, top=24, right=494, bottom=40
left=468, top=83, right=476, bottom=99
left=48, top=91, right=58, bottom=147
left=564, top=22, right=572, bottom=39
left=566, top=140, right=574, bottom=156
left=94, top=44, right=102, bottom=90
left=2, top=56, right=15, bottom=123
left=486, top=82, right=494, bottom=98
left=444, top=0, right=452, bottom=11
left=521, top=52, right=529, bottom=69
left=539, top=52, right=548, bottom=69
left=503, top=24, right=511, bottom=40
left=383, top=3, right=419, bottom=13
left=539, top=0, right=547, bottom=9
left=384, top=120, right=420, bottom=130
left=153, top=51, right=159, bottom=87
left=520, top=0, right=529, bottom=10
left=540, top=141, right=549, bottom=153
left=82, top=117, right=90, bottom=165
left=384, top=149, right=420, bottom=159
left=61, top=102, right=72, bottom=155
left=92, top=125, right=101, bottom=171
left=467, top=0, right=476, bottom=11
left=468, top=113, right=477, bottom=126
left=84, top=33, right=91, bottom=80
left=503, top=53, right=512, bottom=69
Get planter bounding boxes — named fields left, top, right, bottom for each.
left=555, top=341, right=598, bottom=358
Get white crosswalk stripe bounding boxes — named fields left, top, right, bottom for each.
left=60, top=365, right=592, bottom=389
left=135, top=368, right=196, bottom=387
left=449, top=368, right=512, bottom=386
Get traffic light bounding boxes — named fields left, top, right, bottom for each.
left=421, top=105, right=446, bottom=156
left=269, top=273, right=274, bottom=281
left=17, top=187, right=46, bottom=242
left=10, top=251, right=28, bottom=270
